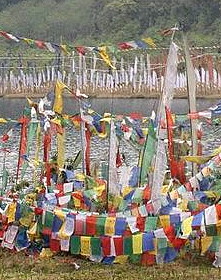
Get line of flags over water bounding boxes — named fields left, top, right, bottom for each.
left=0, top=30, right=156, bottom=69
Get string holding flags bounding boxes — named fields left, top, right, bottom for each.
left=0, top=29, right=156, bottom=68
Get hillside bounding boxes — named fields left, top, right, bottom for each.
left=0, top=0, right=221, bottom=50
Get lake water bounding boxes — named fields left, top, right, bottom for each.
left=0, top=97, right=219, bottom=118
left=0, top=97, right=221, bottom=182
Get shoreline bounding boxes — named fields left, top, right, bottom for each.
left=0, top=93, right=221, bottom=100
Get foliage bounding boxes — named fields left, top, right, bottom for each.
left=0, top=0, right=221, bottom=50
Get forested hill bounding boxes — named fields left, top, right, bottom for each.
left=0, top=0, right=221, bottom=48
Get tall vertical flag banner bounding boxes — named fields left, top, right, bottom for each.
left=21, top=121, right=38, bottom=179
left=183, top=34, right=198, bottom=176
left=80, top=106, right=86, bottom=175
left=138, top=115, right=156, bottom=187
left=108, top=120, right=119, bottom=196
left=151, top=42, right=179, bottom=214
left=53, top=80, right=67, bottom=114
left=16, top=117, right=29, bottom=182
left=165, top=107, right=186, bottom=183
left=85, top=123, right=91, bottom=176
left=57, top=129, right=65, bottom=170
left=33, top=123, right=41, bottom=185
left=165, top=106, right=175, bottom=169
left=79, top=104, right=91, bottom=176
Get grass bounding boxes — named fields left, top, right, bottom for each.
left=0, top=249, right=220, bottom=280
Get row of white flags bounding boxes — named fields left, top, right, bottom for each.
left=0, top=67, right=221, bottom=93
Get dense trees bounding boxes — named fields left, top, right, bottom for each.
left=0, top=0, right=221, bottom=48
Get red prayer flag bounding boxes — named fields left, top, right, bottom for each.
left=101, top=236, right=111, bottom=256
left=50, top=238, right=60, bottom=252
left=118, top=42, right=133, bottom=50
left=16, top=116, right=29, bottom=181
left=141, top=252, right=155, bottom=266
left=76, top=46, right=86, bottom=55
left=136, top=217, right=145, bottom=232
left=113, top=237, right=123, bottom=256
left=35, top=40, right=46, bottom=49
left=86, top=216, right=96, bottom=236
left=75, top=218, right=84, bottom=235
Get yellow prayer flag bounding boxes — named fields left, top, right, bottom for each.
left=51, top=118, right=62, bottom=126
left=58, top=222, right=69, bottom=239
left=7, top=202, right=17, bottom=223
left=114, top=256, right=128, bottom=264
left=39, top=248, right=54, bottom=258
left=19, top=211, right=34, bottom=227
left=75, top=173, right=85, bottom=181
left=23, top=38, right=34, bottom=45
left=113, top=196, right=123, bottom=208
left=201, top=236, right=213, bottom=255
left=53, top=80, right=67, bottom=114
left=57, top=131, right=65, bottom=169
left=132, top=233, right=143, bottom=254
left=0, top=118, right=7, bottom=123
left=54, top=209, right=66, bottom=220
left=27, top=222, right=37, bottom=236
left=181, top=216, right=194, bottom=236
left=73, top=197, right=81, bottom=208
left=183, top=155, right=213, bottom=164
left=216, top=220, right=221, bottom=235
left=80, top=236, right=91, bottom=256
left=122, top=186, right=133, bottom=197
left=98, top=46, right=116, bottom=70
left=178, top=199, right=188, bottom=211
left=183, top=145, right=221, bottom=164
left=94, top=184, right=106, bottom=197
left=161, top=185, right=169, bottom=194
left=60, top=44, right=69, bottom=55
left=159, top=215, right=170, bottom=228
left=142, top=37, right=156, bottom=48
left=105, top=217, right=116, bottom=236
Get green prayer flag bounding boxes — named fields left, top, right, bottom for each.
left=96, top=217, right=106, bottom=235
left=44, top=211, right=54, bottom=229
left=128, top=254, right=141, bottom=264
left=205, top=225, right=217, bottom=236
left=157, top=238, right=168, bottom=250
left=132, top=188, right=143, bottom=203
left=187, top=201, right=197, bottom=211
left=101, top=162, right=108, bottom=181
left=138, top=120, right=156, bottom=186
left=21, top=122, right=38, bottom=179
left=209, top=236, right=221, bottom=252
left=2, top=167, right=8, bottom=190
left=145, top=216, right=158, bottom=232
left=70, top=236, right=81, bottom=255
left=72, top=151, right=82, bottom=170
left=118, top=199, right=128, bottom=212
left=124, top=236, right=133, bottom=255
left=91, top=237, right=101, bottom=256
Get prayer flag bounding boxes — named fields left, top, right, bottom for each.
left=53, top=80, right=67, bottom=114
